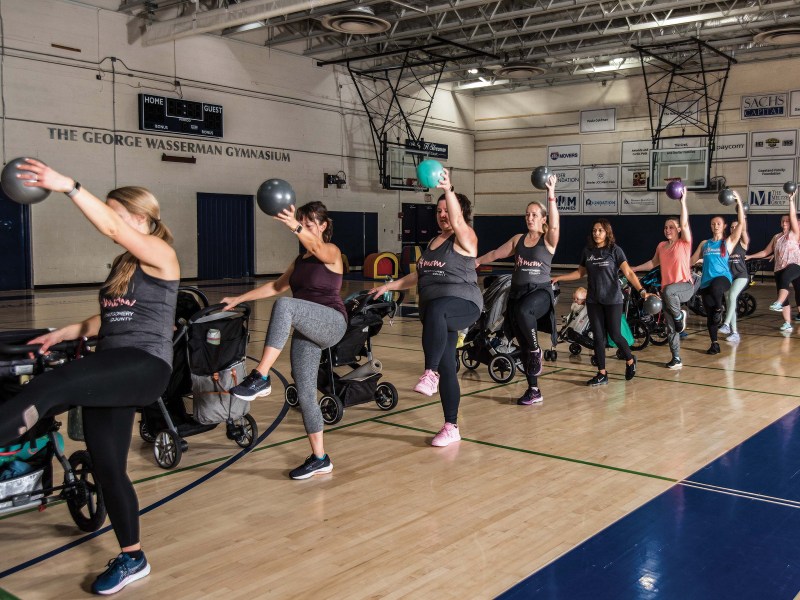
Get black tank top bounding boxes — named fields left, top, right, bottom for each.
left=511, top=234, right=553, bottom=288
left=728, top=241, right=747, bottom=280
left=97, top=265, right=179, bottom=366
left=289, top=254, right=347, bottom=322
left=417, top=235, right=483, bottom=312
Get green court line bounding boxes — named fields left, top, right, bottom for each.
left=373, top=419, right=677, bottom=483
left=0, top=587, right=21, bottom=600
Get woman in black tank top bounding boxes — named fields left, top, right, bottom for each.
left=371, top=169, right=481, bottom=448
left=476, top=174, right=560, bottom=405
left=223, top=202, right=346, bottom=480
left=1, top=160, right=179, bottom=594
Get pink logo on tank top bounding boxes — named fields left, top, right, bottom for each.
left=418, top=258, right=447, bottom=269
left=101, top=297, right=137, bottom=308
left=516, top=255, right=543, bottom=268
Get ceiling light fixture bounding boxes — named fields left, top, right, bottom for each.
left=753, top=27, right=800, bottom=45
left=457, top=78, right=510, bottom=90
left=468, top=68, right=479, bottom=74
left=320, top=7, right=391, bottom=35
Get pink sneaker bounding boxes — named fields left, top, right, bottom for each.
left=431, top=422, right=461, bottom=447
left=414, top=370, right=440, bottom=396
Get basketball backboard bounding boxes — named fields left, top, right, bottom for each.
left=649, top=146, right=709, bottom=190
left=382, top=140, right=437, bottom=191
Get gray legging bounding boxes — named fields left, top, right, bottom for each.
left=723, top=277, right=749, bottom=333
left=266, top=297, right=346, bottom=435
left=662, top=281, right=694, bottom=357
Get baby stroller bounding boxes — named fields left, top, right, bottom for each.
left=0, top=330, right=106, bottom=532
left=283, top=290, right=404, bottom=425
left=561, top=280, right=649, bottom=362
left=459, top=275, right=524, bottom=383
left=138, top=288, right=258, bottom=469
left=687, top=262, right=759, bottom=318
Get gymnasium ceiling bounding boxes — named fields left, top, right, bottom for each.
left=118, top=0, right=800, bottom=93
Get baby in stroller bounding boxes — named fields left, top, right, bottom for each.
left=557, top=287, right=591, bottom=353
left=283, top=289, right=403, bottom=425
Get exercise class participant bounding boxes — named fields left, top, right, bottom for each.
left=371, top=169, right=481, bottom=446
left=224, top=202, right=346, bottom=479
left=746, top=190, right=800, bottom=331
left=476, top=174, right=560, bottom=404
left=0, top=160, right=179, bottom=595
left=719, top=211, right=750, bottom=343
left=631, top=187, right=693, bottom=369
left=553, top=218, right=649, bottom=385
left=690, top=194, right=746, bottom=353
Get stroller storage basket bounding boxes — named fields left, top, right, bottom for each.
left=191, top=359, right=249, bottom=425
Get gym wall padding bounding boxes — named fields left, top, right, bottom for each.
left=363, top=252, right=399, bottom=280
left=475, top=213, right=784, bottom=269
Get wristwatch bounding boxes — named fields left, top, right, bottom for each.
left=449, top=185, right=455, bottom=192
left=66, top=181, right=82, bottom=198
left=293, top=224, right=303, bottom=234
left=639, top=288, right=647, bottom=297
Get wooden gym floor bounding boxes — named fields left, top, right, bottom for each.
left=1, top=275, right=800, bottom=599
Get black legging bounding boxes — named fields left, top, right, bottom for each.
left=0, top=348, right=170, bottom=548
left=421, top=297, right=480, bottom=424
left=512, top=288, right=551, bottom=387
left=586, top=302, right=632, bottom=371
left=700, top=276, right=731, bottom=342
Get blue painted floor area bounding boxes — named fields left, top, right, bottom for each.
left=498, top=409, right=800, bottom=600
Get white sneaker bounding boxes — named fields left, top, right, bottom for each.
left=726, top=332, right=740, bottom=343
left=780, top=322, right=793, bottom=332
left=718, top=324, right=731, bottom=335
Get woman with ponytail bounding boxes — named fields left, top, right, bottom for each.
left=0, top=160, right=179, bottom=595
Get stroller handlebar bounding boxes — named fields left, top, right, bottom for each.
left=190, top=302, right=251, bottom=323
left=0, top=337, right=90, bottom=358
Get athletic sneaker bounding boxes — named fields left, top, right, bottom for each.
left=770, top=301, right=784, bottom=312
left=414, top=369, right=440, bottom=396
left=665, top=357, right=683, bottom=369
left=289, top=454, right=333, bottom=480
left=431, top=422, right=461, bottom=447
left=679, top=331, right=688, bottom=339
left=726, top=332, right=741, bottom=343
left=517, top=386, right=543, bottom=405
left=91, top=552, right=151, bottom=595
left=780, top=322, right=793, bottom=332
left=673, top=310, right=688, bottom=333
left=718, top=323, right=731, bottom=335
left=587, top=372, right=609, bottom=386
left=795, top=313, right=800, bottom=323
left=706, top=342, right=720, bottom=355
left=230, top=370, right=271, bottom=401
left=527, top=348, right=543, bottom=377
left=625, top=356, right=637, bottom=381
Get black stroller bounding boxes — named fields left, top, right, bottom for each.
left=138, top=288, right=258, bottom=469
left=0, top=330, right=106, bottom=532
left=283, top=290, right=403, bottom=425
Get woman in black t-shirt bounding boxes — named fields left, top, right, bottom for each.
left=552, top=219, right=649, bottom=386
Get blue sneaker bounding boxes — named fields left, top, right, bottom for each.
left=230, top=370, right=271, bottom=401
left=91, top=552, right=151, bottom=595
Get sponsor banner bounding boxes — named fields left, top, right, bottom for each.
left=583, top=191, right=618, bottom=214
left=547, top=144, right=581, bottom=166
left=660, top=137, right=704, bottom=149
left=621, top=140, right=651, bottom=164
left=554, top=193, right=580, bottom=214
left=621, top=191, right=658, bottom=214
left=620, top=165, right=649, bottom=189
left=551, top=168, right=580, bottom=191
left=748, top=158, right=796, bottom=186
left=741, top=93, right=787, bottom=119
left=580, top=108, right=616, bottom=133
left=748, top=187, right=792, bottom=211
left=404, top=139, right=448, bottom=159
left=791, top=90, right=800, bottom=118
left=714, top=133, right=748, bottom=160
left=751, top=130, right=797, bottom=157
left=583, top=166, right=619, bottom=190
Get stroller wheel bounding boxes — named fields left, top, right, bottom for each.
left=234, top=414, right=259, bottom=449
left=548, top=350, right=558, bottom=361
left=568, top=343, right=582, bottom=356
left=455, top=353, right=461, bottom=373
left=284, top=384, right=299, bottom=407
left=375, top=382, right=399, bottom=411
left=65, top=450, right=107, bottom=532
left=738, top=293, right=756, bottom=317
left=139, top=419, right=156, bottom=444
left=461, top=348, right=480, bottom=370
left=153, top=429, right=182, bottom=469
left=319, top=394, right=344, bottom=425
left=488, top=353, right=516, bottom=384
left=629, top=318, right=650, bottom=351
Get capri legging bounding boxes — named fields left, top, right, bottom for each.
left=586, top=303, right=632, bottom=371
left=266, top=297, right=346, bottom=435
left=511, top=288, right=551, bottom=387
left=700, top=276, right=731, bottom=341
left=420, top=296, right=480, bottom=424
left=775, top=264, right=800, bottom=306
left=723, top=277, right=749, bottom=332
left=0, top=348, right=170, bottom=548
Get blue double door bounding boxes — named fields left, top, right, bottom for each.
left=0, top=191, right=31, bottom=291
left=196, top=193, right=255, bottom=280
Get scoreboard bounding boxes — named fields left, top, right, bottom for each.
left=138, top=93, right=223, bottom=138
